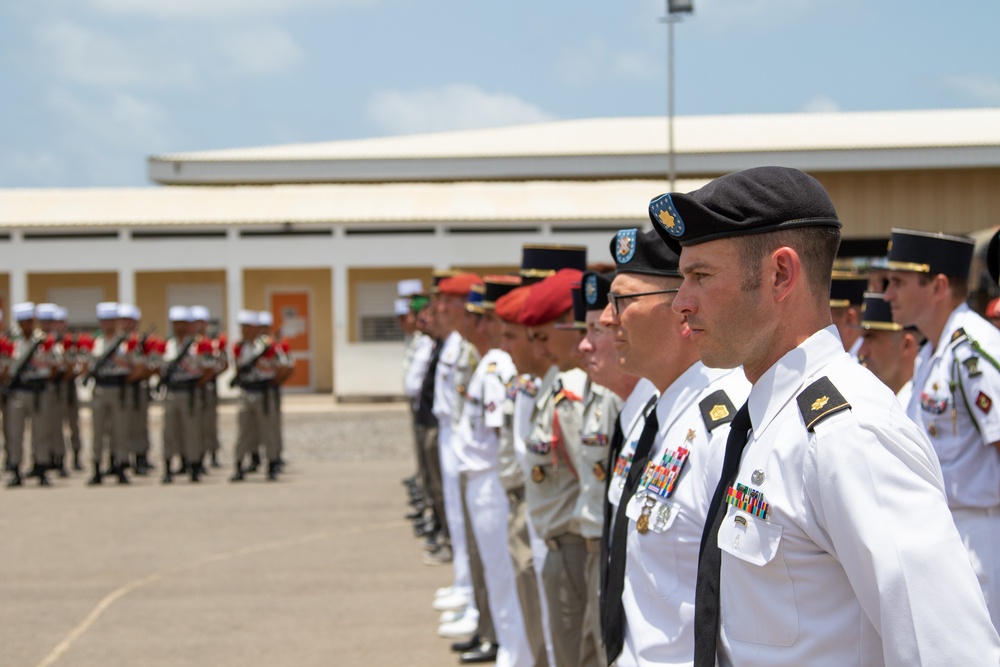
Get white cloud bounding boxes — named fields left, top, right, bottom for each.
left=557, top=38, right=660, bottom=85
left=801, top=94, right=840, bottom=113
left=219, top=27, right=304, bottom=76
left=37, top=21, right=196, bottom=88
left=87, top=0, right=372, bottom=20
left=366, top=85, right=555, bottom=135
left=47, top=88, right=173, bottom=152
left=943, top=74, right=1000, bottom=105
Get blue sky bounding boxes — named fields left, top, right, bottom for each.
left=2, top=0, right=999, bottom=188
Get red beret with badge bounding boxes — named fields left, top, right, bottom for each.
left=518, top=268, right=582, bottom=327
left=438, top=273, right=483, bottom=296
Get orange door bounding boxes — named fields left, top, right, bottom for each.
left=271, top=291, right=311, bottom=389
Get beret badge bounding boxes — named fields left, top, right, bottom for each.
left=584, top=273, right=598, bottom=306
left=649, top=193, right=685, bottom=238
left=615, top=228, right=637, bottom=264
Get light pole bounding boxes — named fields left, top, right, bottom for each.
left=660, top=0, right=693, bottom=191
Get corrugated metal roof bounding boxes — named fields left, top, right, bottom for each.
left=150, top=108, right=1000, bottom=163
left=0, top=179, right=705, bottom=228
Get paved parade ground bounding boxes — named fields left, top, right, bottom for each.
left=0, top=397, right=459, bottom=667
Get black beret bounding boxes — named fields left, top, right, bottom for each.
left=581, top=271, right=612, bottom=312
left=611, top=228, right=681, bottom=277
left=649, top=166, right=841, bottom=254
left=520, top=244, right=587, bottom=283
left=830, top=273, right=868, bottom=308
left=885, top=228, right=974, bottom=279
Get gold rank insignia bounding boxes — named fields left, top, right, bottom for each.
left=811, top=396, right=830, bottom=411
left=658, top=209, right=676, bottom=230
left=592, top=462, right=607, bottom=482
left=486, top=362, right=497, bottom=373
left=531, top=465, right=545, bottom=483
left=709, top=404, right=729, bottom=421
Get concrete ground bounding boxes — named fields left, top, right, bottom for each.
left=0, top=396, right=468, bottom=667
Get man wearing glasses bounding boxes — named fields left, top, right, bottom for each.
left=599, top=228, right=750, bottom=666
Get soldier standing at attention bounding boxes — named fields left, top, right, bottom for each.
left=229, top=309, right=282, bottom=482
left=158, top=306, right=211, bottom=483
left=87, top=302, right=137, bottom=485
left=598, top=228, right=750, bottom=666
left=191, top=306, right=226, bottom=469
left=119, top=304, right=156, bottom=475
left=54, top=307, right=85, bottom=473
left=883, top=228, right=1000, bottom=633
left=650, top=166, right=1000, bottom=665
left=5, top=303, right=53, bottom=487
left=34, top=303, right=67, bottom=478
left=519, top=268, right=593, bottom=667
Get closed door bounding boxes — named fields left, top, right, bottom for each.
left=270, top=291, right=312, bottom=390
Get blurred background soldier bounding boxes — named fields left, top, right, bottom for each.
left=856, top=292, right=921, bottom=406
left=158, top=306, right=211, bottom=483
left=230, top=309, right=280, bottom=481
left=119, top=303, right=156, bottom=475
left=87, top=302, right=135, bottom=485
left=5, top=303, right=53, bottom=487
left=35, top=303, right=67, bottom=478
left=54, top=306, right=85, bottom=473
left=191, top=305, right=226, bottom=469
left=829, top=271, right=868, bottom=360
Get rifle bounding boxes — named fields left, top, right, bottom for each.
left=156, top=337, right=196, bottom=390
left=83, top=333, right=127, bottom=384
left=229, top=340, right=274, bottom=389
left=2, top=335, right=43, bottom=394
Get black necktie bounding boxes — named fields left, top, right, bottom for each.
left=693, top=403, right=752, bottom=667
left=602, top=400, right=660, bottom=665
left=599, top=416, right=625, bottom=616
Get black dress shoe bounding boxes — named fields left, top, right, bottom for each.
left=460, top=641, right=498, bottom=663
left=450, top=633, right=480, bottom=653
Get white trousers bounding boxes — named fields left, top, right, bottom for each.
left=954, top=507, right=1000, bottom=633
left=439, top=423, right=473, bottom=604
left=466, top=470, right=532, bottom=667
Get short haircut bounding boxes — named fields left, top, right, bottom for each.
left=734, top=226, right=841, bottom=298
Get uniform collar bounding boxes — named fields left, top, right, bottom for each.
left=929, top=302, right=971, bottom=361
left=655, top=361, right=718, bottom=428
left=748, top=325, right=845, bottom=441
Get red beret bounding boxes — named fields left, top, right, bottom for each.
left=518, top=268, right=582, bottom=326
left=987, top=298, right=1000, bottom=319
left=438, top=273, right=483, bottom=296
left=495, top=285, right=533, bottom=323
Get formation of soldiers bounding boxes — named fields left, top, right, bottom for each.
left=1, top=302, right=292, bottom=487
left=399, top=166, right=1000, bottom=666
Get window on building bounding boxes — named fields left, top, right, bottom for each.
left=355, top=281, right=404, bottom=342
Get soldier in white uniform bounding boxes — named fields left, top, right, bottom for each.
left=883, top=227, right=1000, bottom=632
left=454, top=276, right=532, bottom=667
left=648, top=166, right=1000, bottom=666
left=598, top=228, right=750, bottom=666
left=572, top=271, right=638, bottom=667
left=431, top=273, right=483, bottom=631
left=855, top=292, right=921, bottom=407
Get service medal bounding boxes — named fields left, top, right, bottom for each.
left=592, top=462, right=607, bottom=482
left=636, top=514, right=650, bottom=534
left=531, top=465, right=545, bottom=483
left=927, top=421, right=938, bottom=437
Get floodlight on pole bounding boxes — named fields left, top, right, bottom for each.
left=660, top=0, right=693, bottom=191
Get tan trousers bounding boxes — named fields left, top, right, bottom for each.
left=5, top=388, right=43, bottom=469
left=162, top=388, right=203, bottom=464
left=38, top=383, right=62, bottom=464
left=91, top=383, right=130, bottom=466
left=202, top=383, right=220, bottom=456
left=235, top=390, right=280, bottom=463
left=461, top=473, right=496, bottom=644
left=508, top=489, right=549, bottom=667
left=127, top=382, right=150, bottom=456
left=542, top=533, right=590, bottom=667
left=583, top=542, right=607, bottom=667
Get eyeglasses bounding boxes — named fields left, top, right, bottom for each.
left=608, top=289, right=679, bottom=315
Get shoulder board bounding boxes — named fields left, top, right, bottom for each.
left=951, top=327, right=967, bottom=344
left=698, top=390, right=737, bottom=432
left=797, top=376, right=851, bottom=432
left=486, top=362, right=497, bottom=373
